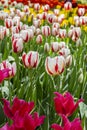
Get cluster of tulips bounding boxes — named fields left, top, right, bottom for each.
left=0, top=0, right=87, bottom=130
left=0, top=92, right=83, bottom=130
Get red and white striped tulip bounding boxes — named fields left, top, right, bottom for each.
left=42, top=12, right=47, bottom=20
left=36, top=34, right=42, bottom=44
left=11, top=26, right=19, bottom=34
left=59, top=29, right=66, bottom=39
left=0, top=26, right=6, bottom=40
left=5, top=18, right=13, bottom=28
left=54, top=9, right=60, bottom=16
left=20, top=30, right=31, bottom=43
left=80, top=16, right=87, bottom=25
left=52, top=27, right=58, bottom=36
left=12, top=38, right=23, bottom=53
left=45, top=56, right=65, bottom=75
left=51, top=42, right=60, bottom=52
left=34, top=3, right=40, bottom=11
left=78, top=8, right=85, bottom=16
left=22, top=51, right=39, bottom=68
left=59, top=41, right=66, bottom=49
left=64, top=2, right=72, bottom=10
left=24, top=5, right=29, bottom=13
left=59, top=48, right=70, bottom=58
left=33, top=19, right=40, bottom=28
left=42, top=26, right=51, bottom=37
left=42, top=4, right=50, bottom=12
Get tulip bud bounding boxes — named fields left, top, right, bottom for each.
left=20, top=30, right=29, bottom=43
left=36, top=28, right=41, bottom=35
left=76, top=38, right=82, bottom=47
left=33, top=19, right=40, bottom=28
left=44, top=43, right=50, bottom=52
left=54, top=9, right=60, bottom=16
left=59, top=29, right=66, bottom=39
left=42, top=4, right=50, bottom=12
left=78, top=72, right=83, bottom=84
left=36, top=35, right=42, bottom=44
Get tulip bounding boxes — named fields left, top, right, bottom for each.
left=59, top=41, right=66, bottom=49
left=51, top=115, right=83, bottom=130
left=42, top=26, right=51, bottom=37
left=36, top=34, right=42, bottom=44
left=0, top=69, right=10, bottom=83
left=24, top=5, right=29, bottom=13
left=45, top=56, right=65, bottom=76
left=80, top=16, right=87, bottom=25
left=20, top=30, right=30, bottom=43
left=11, top=26, right=19, bottom=34
left=36, top=28, right=41, bottom=35
left=1, top=98, right=45, bottom=130
left=12, top=38, right=23, bottom=53
left=42, top=12, right=47, bottom=20
left=65, top=55, right=72, bottom=67
left=33, top=19, right=40, bottom=28
left=0, top=26, right=6, bottom=40
left=47, top=14, right=54, bottom=24
left=58, top=14, right=65, bottom=24
left=0, top=61, right=16, bottom=78
left=42, top=4, right=50, bottom=12
left=13, top=16, right=20, bottom=26
left=59, top=48, right=70, bottom=58
left=64, top=2, right=72, bottom=10
left=51, top=42, right=60, bottom=52
left=22, top=51, right=39, bottom=68
left=44, top=43, right=50, bottom=52
left=54, top=9, right=60, bottom=16
left=5, top=18, right=13, bottom=28
left=78, top=8, right=85, bottom=16
left=34, top=3, right=40, bottom=11
left=54, top=92, right=83, bottom=116
left=52, top=23, right=60, bottom=29
left=52, top=27, right=58, bottom=36
left=59, top=29, right=66, bottom=39
left=76, top=38, right=82, bottom=47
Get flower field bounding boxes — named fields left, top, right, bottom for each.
left=0, top=0, right=87, bottom=129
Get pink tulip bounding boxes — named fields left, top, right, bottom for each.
left=12, top=38, right=23, bottom=53
left=42, top=26, right=51, bottom=37
left=45, top=56, right=65, bottom=75
left=0, top=61, right=16, bottom=78
left=51, top=115, right=82, bottom=130
left=0, top=69, right=10, bottom=83
left=64, top=2, right=72, bottom=10
left=22, top=51, right=39, bottom=68
left=1, top=98, right=45, bottom=130
left=54, top=92, right=83, bottom=116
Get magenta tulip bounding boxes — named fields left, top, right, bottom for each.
left=54, top=92, right=83, bottom=117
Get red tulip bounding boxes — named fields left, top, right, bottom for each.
left=54, top=92, right=83, bottom=117
left=51, top=115, right=83, bottom=130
